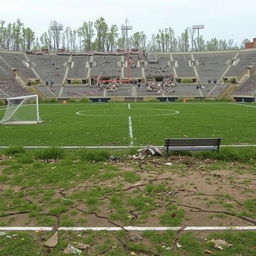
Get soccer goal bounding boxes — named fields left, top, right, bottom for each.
left=0, top=95, right=42, bottom=125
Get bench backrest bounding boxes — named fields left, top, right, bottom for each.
left=165, top=138, right=221, bottom=147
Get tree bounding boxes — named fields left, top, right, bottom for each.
left=78, top=21, right=94, bottom=51
left=130, top=31, right=146, bottom=50
left=105, top=25, right=118, bottom=52
left=40, top=32, right=51, bottom=49
left=178, top=28, right=190, bottom=51
left=94, top=17, right=108, bottom=51
left=241, top=38, right=250, bottom=48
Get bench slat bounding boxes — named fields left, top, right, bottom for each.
left=164, top=138, right=221, bottom=154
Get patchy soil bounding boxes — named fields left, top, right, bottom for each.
left=0, top=154, right=256, bottom=255
left=0, top=155, right=255, bottom=229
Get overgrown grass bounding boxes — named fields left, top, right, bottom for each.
left=196, top=147, right=256, bottom=163
left=34, top=147, right=65, bottom=160
left=4, top=146, right=25, bottom=156
left=79, top=149, right=110, bottom=162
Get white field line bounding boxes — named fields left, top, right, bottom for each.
left=128, top=116, right=134, bottom=146
left=229, top=103, right=256, bottom=108
left=1, top=144, right=256, bottom=149
left=128, top=103, right=131, bottom=110
left=0, top=226, right=255, bottom=232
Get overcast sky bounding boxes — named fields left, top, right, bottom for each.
left=0, top=0, right=255, bottom=45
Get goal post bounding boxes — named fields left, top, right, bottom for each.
left=0, top=95, right=42, bottom=125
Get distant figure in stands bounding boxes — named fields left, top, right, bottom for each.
left=137, top=80, right=141, bottom=88
left=50, top=81, right=54, bottom=86
left=213, top=79, right=217, bottom=84
left=45, top=81, right=48, bottom=86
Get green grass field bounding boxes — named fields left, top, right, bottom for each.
left=0, top=102, right=256, bottom=146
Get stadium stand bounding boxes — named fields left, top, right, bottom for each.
left=173, top=53, right=195, bottom=78
left=0, top=51, right=38, bottom=84
left=0, top=56, right=29, bottom=97
left=91, top=54, right=121, bottom=78
left=145, top=53, right=172, bottom=78
left=233, top=74, right=256, bottom=97
left=0, top=49, right=256, bottom=101
left=27, top=54, right=68, bottom=84
left=67, top=55, right=90, bottom=83
left=226, top=50, right=256, bottom=80
left=194, top=52, right=235, bottom=83
left=128, top=54, right=142, bottom=78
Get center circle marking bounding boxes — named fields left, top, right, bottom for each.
left=76, top=108, right=180, bottom=117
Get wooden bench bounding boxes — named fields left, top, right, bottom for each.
left=164, top=138, right=221, bottom=154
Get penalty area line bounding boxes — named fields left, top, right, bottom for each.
left=0, top=226, right=255, bottom=231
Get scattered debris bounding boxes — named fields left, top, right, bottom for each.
left=209, top=239, right=232, bottom=250
left=110, top=155, right=118, bottom=161
left=133, top=145, right=163, bottom=159
left=204, top=249, right=214, bottom=254
left=63, top=244, right=82, bottom=255
left=44, top=232, right=58, bottom=248
left=0, top=232, right=7, bottom=236
left=129, top=232, right=143, bottom=242
left=176, top=242, right=182, bottom=248
left=76, top=242, right=90, bottom=250
left=165, top=162, right=173, bottom=166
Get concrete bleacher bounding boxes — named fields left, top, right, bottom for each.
left=67, top=55, right=90, bottom=81
left=200, top=84, right=227, bottom=97
left=145, top=54, right=172, bottom=77
left=128, top=54, right=142, bottom=78
left=28, top=54, right=68, bottom=84
left=36, top=85, right=62, bottom=98
left=0, top=51, right=37, bottom=82
left=91, top=54, right=121, bottom=78
left=194, top=52, right=235, bottom=83
left=226, top=50, right=256, bottom=78
left=173, top=53, right=195, bottom=78
left=233, top=75, right=256, bottom=96
left=0, top=49, right=256, bottom=100
left=0, top=58, right=29, bottom=98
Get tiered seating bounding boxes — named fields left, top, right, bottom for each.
left=233, top=75, right=256, bottom=96
left=195, top=52, right=234, bottom=83
left=145, top=54, right=172, bottom=77
left=0, top=52, right=37, bottom=81
left=226, top=50, right=256, bottom=78
left=91, top=55, right=121, bottom=77
left=0, top=58, right=29, bottom=98
left=105, top=85, right=133, bottom=96
left=60, top=86, right=104, bottom=98
left=173, top=54, right=195, bottom=77
left=67, top=56, right=90, bottom=80
left=167, top=84, right=201, bottom=97
left=128, top=54, right=142, bottom=78
left=28, top=54, right=68, bottom=84
left=36, top=85, right=62, bottom=98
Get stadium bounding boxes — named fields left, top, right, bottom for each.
left=0, top=3, right=256, bottom=256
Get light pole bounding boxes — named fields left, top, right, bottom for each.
left=192, top=25, right=204, bottom=51
left=121, top=19, right=133, bottom=83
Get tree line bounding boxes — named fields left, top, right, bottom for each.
left=0, top=18, right=250, bottom=52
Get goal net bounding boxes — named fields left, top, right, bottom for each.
left=0, top=95, right=42, bottom=125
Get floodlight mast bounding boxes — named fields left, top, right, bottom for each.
left=192, top=25, right=204, bottom=51
left=50, top=22, right=63, bottom=51
left=121, top=19, right=133, bottom=83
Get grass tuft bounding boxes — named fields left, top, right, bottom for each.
left=4, top=146, right=25, bottom=156
left=79, top=149, right=110, bottom=162
left=34, top=147, right=65, bottom=160
left=197, top=147, right=256, bottom=162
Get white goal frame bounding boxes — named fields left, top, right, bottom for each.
left=0, top=94, right=41, bottom=125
